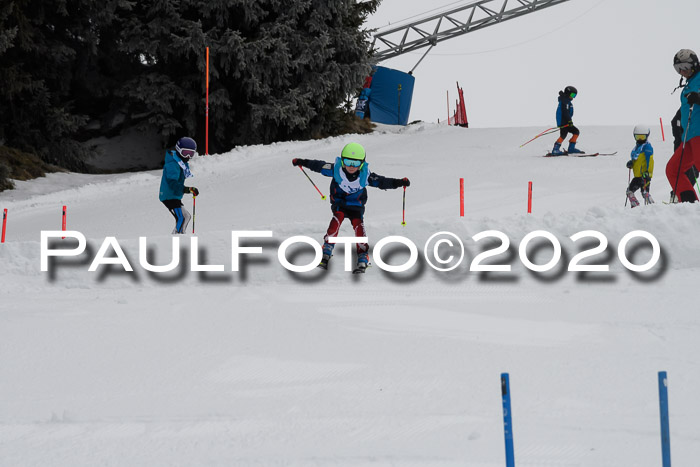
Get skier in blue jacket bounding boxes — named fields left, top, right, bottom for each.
left=292, top=142, right=410, bottom=272
left=159, top=136, right=200, bottom=234
left=551, top=85, right=585, bottom=155
left=666, top=49, right=700, bottom=202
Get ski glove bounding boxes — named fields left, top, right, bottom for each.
left=626, top=160, right=634, bottom=169
left=686, top=92, right=700, bottom=106
left=292, top=158, right=307, bottom=167
left=393, top=177, right=411, bottom=188
left=185, top=186, right=199, bottom=196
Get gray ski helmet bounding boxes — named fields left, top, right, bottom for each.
left=673, top=49, right=699, bottom=74
left=564, top=85, right=578, bottom=98
left=175, top=136, right=197, bottom=159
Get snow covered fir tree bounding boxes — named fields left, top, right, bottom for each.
left=0, top=0, right=379, bottom=188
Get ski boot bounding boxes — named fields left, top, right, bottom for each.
left=642, top=190, right=654, bottom=205
left=318, top=254, right=331, bottom=270
left=352, top=253, right=369, bottom=274
left=550, top=142, right=565, bottom=156
left=626, top=189, right=640, bottom=208
left=352, top=262, right=368, bottom=274
left=171, top=209, right=192, bottom=234
left=567, top=142, right=585, bottom=154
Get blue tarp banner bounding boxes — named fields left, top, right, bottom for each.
left=368, top=66, right=415, bottom=125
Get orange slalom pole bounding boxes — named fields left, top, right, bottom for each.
left=62, top=205, right=67, bottom=239
left=660, top=117, right=665, bottom=142
left=205, top=47, right=209, bottom=155
left=527, top=182, right=533, bottom=214
left=460, top=178, right=464, bottom=217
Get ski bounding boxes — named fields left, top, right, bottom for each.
left=544, top=151, right=617, bottom=157
left=566, top=152, right=600, bottom=157
left=318, top=255, right=331, bottom=270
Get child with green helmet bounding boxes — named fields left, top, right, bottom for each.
left=293, top=142, right=410, bottom=273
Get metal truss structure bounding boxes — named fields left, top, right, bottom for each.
left=372, top=0, right=573, bottom=62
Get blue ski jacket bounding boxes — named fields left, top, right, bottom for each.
left=681, top=71, right=700, bottom=141
left=556, top=93, right=574, bottom=126
left=159, top=150, right=190, bottom=201
left=629, top=141, right=654, bottom=178
left=304, top=157, right=400, bottom=215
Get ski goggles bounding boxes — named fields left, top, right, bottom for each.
left=569, top=92, right=577, bottom=99
left=634, top=134, right=648, bottom=141
left=178, top=148, right=198, bottom=159
left=674, top=62, right=694, bottom=74
left=342, top=157, right=364, bottom=168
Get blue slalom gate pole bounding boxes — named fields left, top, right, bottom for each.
left=501, top=373, right=515, bottom=467
left=658, top=371, right=672, bottom=467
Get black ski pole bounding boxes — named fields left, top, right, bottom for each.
left=672, top=104, right=695, bottom=202
left=625, top=168, right=630, bottom=207
left=401, top=186, right=406, bottom=226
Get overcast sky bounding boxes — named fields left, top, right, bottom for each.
left=364, top=0, right=699, bottom=130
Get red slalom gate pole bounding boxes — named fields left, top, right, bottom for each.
left=205, top=47, right=209, bottom=155
left=1, top=209, right=7, bottom=243
left=460, top=178, right=464, bottom=216
left=62, top=205, right=67, bottom=239
left=660, top=117, right=665, bottom=142
left=527, top=182, right=533, bottom=214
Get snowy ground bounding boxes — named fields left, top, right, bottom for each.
left=2, top=123, right=699, bottom=466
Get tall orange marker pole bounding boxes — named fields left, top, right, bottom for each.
left=205, top=47, right=209, bottom=155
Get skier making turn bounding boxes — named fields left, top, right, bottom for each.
left=666, top=49, right=700, bottom=202
left=159, top=136, right=200, bottom=234
left=551, top=86, right=585, bottom=155
left=292, top=143, right=410, bottom=273
left=625, top=125, right=654, bottom=207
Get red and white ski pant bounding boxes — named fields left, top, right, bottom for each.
left=666, top=136, right=700, bottom=200
left=322, top=210, right=368, bottom=260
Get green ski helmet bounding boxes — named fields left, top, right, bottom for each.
left=340, top=142, right=366, bottom=168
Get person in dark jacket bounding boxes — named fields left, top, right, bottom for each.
left=292, top=142, right=410, bottom=272
left=551, top=85, right=585, bottom=155
left=671, top=107, right=700, bottom=193
left=159, top=136, right=200, bottom=234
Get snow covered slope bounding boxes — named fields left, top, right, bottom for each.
left=2, top=124, right=699, bottom=466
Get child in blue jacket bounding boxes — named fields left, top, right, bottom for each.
left=292, top=142, right=410, bottom=273
left=159, top=136, right=200, bottom=234
left=551, top=85, right=585, bottom=155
